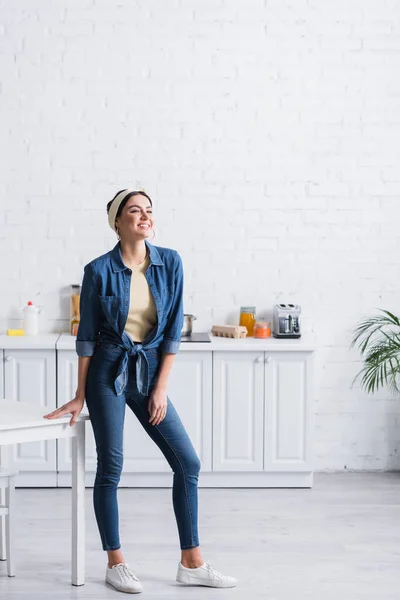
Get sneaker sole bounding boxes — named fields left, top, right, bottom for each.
left=106, top=577, right=143, bottom=594
left=176, top=575, right=237, bottom=588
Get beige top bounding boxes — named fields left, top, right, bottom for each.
left=124, top=253, right=157, bottom=343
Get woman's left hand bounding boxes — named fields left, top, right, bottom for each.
left=148, top=387, right=168, bottom=426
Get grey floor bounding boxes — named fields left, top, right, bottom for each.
left=0, top=473, right=399, bottom=600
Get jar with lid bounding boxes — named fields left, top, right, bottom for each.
left=70, top=284, right=81, bottom=336
left=239, top=306, right=256, bottom=337
left=254, top=321, right=271, bottom=339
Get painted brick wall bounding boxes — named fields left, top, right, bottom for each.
left=1, top=0, right=400, bottom=470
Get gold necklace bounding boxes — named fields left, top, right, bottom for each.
left=130, top=249, right=148, bottom=274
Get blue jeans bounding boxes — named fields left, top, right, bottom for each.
left=85, top=342, right=201, bottom=551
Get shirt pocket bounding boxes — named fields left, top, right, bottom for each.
left=98, top=295, right=119, bottom=327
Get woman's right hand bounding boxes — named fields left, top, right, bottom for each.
left=43, top=396, right=85, bottom=427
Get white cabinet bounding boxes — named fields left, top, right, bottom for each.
left=0, top=350, right=4, bottom=399
left=123, top=351, right=212, bottom=473
left=1, top=335, right=315, bottom=488
left=171, top=351, right=212, bottom=471
left=212, top=352, right=264, bottom=471
left=264, top=352, right=314, bottom=472
left=3, top=349, right=57, bottom=484
left=56, top=350, right=213, bottom=479
left=212, top=350, right=314, bottom=477
left=57, top=350, right=97, bottom=476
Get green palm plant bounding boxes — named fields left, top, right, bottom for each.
left=350, top=309, right=400, bottom=394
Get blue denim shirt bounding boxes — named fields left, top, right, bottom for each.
left=76, top=240, right=184, bottom=396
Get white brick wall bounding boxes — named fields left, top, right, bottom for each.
left=1, top=0, right=399, bottom=471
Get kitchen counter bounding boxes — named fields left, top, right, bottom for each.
left=1, top=332, right=315, bottom=489
left=56, top=333, right=315, bottom=352
left=0, top=334, right=60, bottom=350
left=0, top=333, right=316, bottom=352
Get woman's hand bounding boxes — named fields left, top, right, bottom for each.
left=148, top=387, right=167, bottom=426
left=43, top=396, right=85, bottom=427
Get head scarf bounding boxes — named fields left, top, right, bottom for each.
left=108, top=188, right=147, bottom=232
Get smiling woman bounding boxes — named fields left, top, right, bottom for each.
left=106, top=188, right=155, bottom=242
left=43, top=186, right=237, bottom=593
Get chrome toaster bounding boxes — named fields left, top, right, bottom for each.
left=272, top=304, right=301, bottom=339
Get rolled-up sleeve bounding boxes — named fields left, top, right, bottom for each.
left=160, top=252, right=184, bottom=354
left=75, top=262, right=101, bottom=357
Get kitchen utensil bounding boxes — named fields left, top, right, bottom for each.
left=181, top=314, right=197, bottom=337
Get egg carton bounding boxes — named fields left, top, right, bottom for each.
left=211, top=325, right=248, bottom=339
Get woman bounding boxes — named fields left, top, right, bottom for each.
left=44, top=189, right=237, bottom=594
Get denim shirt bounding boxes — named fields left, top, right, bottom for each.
left=76, top=239, right=184, bottom=396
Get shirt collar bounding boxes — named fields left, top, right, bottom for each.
left=110, top=240, right=164, bottom=273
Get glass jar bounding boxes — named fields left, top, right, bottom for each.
left=239, top=306, right=256, bottom=337
left=254, top=321, right=271, bottom=339
left=70, top=284, right=81, bottom=336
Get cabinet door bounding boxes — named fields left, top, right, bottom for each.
left=124, top=351, right=212, bottom=472
left=212, top=351, right=264, bottom=471
left=264, top=351, right=314, bottom=471
left=57, top=350, right=97, bottom=472
left=4, top=349, right=57, bottom=473
left=0, top=350, right=4, bottom=399
left=167, top=351, right=212, bottom=470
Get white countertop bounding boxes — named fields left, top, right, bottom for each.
left=0, top=333, right=316, bottom=352
left=0, top=399, right=89, bottom=430
left=0, top=334, right=60, bottom=350
left=57, top=333, right=315, bottom=352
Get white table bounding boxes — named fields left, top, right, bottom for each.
left=0, top=400, right=89, bottom=586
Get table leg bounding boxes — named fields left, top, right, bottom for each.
left=71, top=421, right=85, bottom=586
left=6, top=474, right=16, bottom=576
left=0, top=445, right=11, bottom=561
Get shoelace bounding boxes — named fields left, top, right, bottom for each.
left=205, top=562, right=224, bottom=580
left=114, top=563, right=139, bottom=583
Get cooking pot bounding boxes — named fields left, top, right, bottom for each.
left=181, top=314, right=197, bottom=337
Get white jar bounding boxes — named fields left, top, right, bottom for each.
left=23, top=301, right=40, bottom=336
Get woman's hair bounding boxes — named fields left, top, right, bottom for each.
left=106, top=189, right=153, bottom=222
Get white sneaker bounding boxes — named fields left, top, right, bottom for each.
left=176, top=561, right=237, bottom=588
left=106, top=562, right=143, bottom=594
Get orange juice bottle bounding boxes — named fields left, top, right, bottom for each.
left=239, top=306, right=256, bottom=337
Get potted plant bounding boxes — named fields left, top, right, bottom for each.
left=350, top=309, right=400, bottom=393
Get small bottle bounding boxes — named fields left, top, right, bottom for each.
left=239, top=306, right=256, bottom=337
left=70, top=284, right=81, bottom=336
left=71, top=315, right=80, bottom=336
left=23, top=301, right=40, bottom=336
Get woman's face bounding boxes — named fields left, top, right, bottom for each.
left=115, top=194, right=154, bottom=241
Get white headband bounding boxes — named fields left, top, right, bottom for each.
left=108, top=189, right=142, bottom=233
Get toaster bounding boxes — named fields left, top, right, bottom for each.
left=272, top=304, right=301, bottom=339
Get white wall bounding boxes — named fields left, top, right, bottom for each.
left=1, top=0, right=400, bottom=471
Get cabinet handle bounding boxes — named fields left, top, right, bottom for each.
left=256, top=356, right=263, bottom=363
left=5, top=356, right=12, bottom=362
left=265, top=356, right=272, bottom=363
